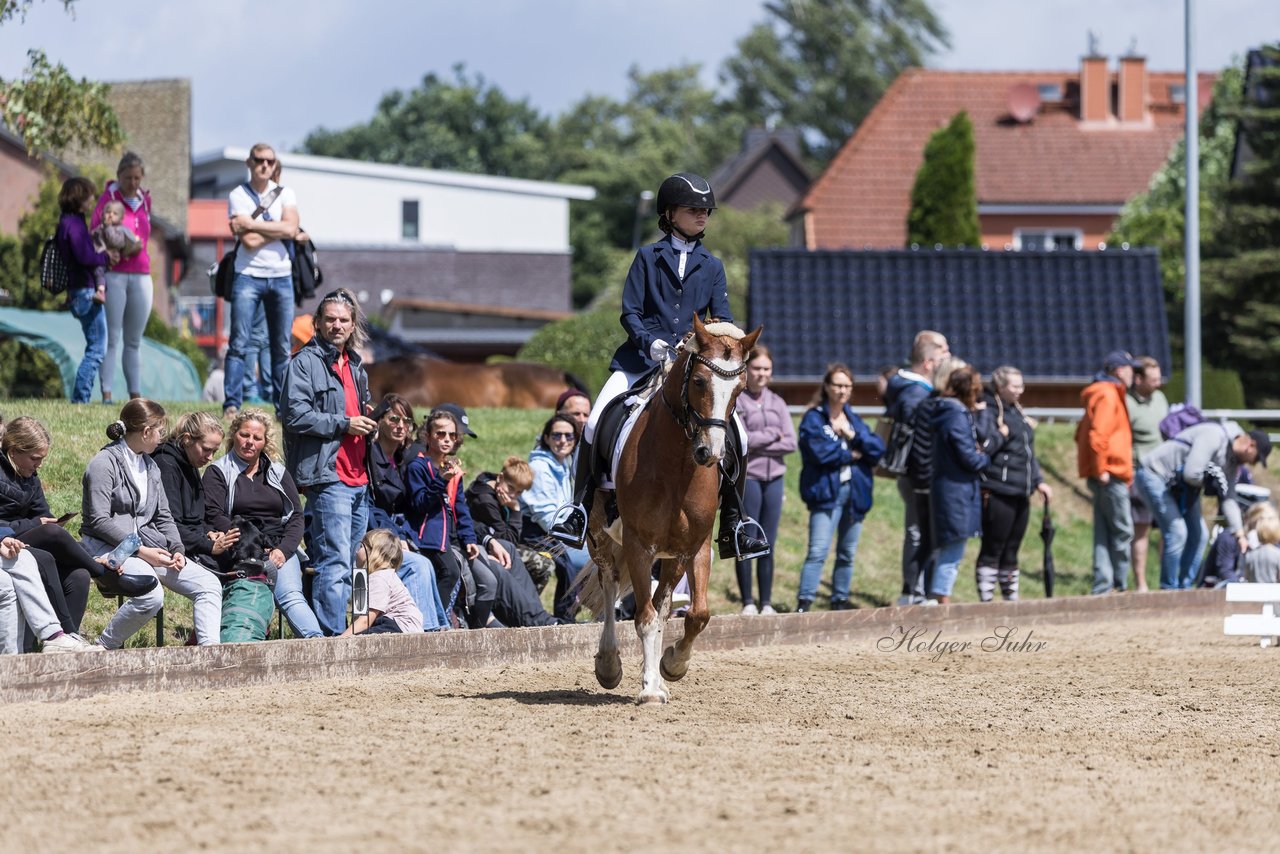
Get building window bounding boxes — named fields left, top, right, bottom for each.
left=402, top=200, right=419, bottom=240
left=1037, top=83, right=1063, bottom=102
left=1013, top=228, right=1082, bottom=251
left=1169, top=83, right=1186, bottom=104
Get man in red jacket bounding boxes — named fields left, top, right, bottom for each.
left=1076, top=350, right=1140, bottom=594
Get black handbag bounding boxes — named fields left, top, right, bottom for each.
left=291, top=234, right=322, bottom=306
left=207, top=184, right=285, bottom=299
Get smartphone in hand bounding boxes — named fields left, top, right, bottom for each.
left=56, top=512, right=78, bottom=525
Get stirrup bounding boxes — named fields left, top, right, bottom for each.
left=549, top=502, right=588, bottom=549
left=719, top=517, right=770, bottom=561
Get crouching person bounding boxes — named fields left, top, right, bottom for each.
left=342, top=529, right=422, bottom=635
left=83, top=400, right=223, bottom=648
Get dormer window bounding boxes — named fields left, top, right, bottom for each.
left=1169, top=83, right=1187, bottom=104
left=1014, top=228, right=1082, bottom=251
left=1038, top=83, right=1064, bottom=102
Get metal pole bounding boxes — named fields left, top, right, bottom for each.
left=1184, top=0, right=1202, bottom=407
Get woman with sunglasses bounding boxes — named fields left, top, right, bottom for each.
left=405, top=410, right=504, bottom=629
left=222, top=142, right=299, bottom=416
left=365, top=394, right=447, bottom=629
left=523, top=415, right=588, bottom=618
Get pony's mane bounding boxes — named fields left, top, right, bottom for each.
left=702, top=321, right=744, bottom=340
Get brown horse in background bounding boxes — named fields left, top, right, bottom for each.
left=365, top=354, right=587, bottom=410
left=573, top=316, right=761, bottom=704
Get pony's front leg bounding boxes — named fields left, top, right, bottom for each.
left=661, top=544, right=712, bottom=682
left=594, top=563, right=622, bottom=689
left=628, top=549, right=668, bottom=705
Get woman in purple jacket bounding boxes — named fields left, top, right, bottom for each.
left=56, top=178, right=118, bottom=404
left=732, top=345, right=796, bottom=615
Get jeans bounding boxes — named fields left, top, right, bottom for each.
left=1088, top=477, right=1134, bottom=594
left=95, top=555, right=224, bottom=648
left=307, top=481, right=369, bottom=636
left=397, top=550, right=447, bottom=630
left=224, top=273, right=293, bottom=411
left=797, top=482, right=864, bottom=603
left=69, top=288, right=106, bottom=403
left=244, top=303, right=273, bottom=401
left=0, top=551, right=61, bottom=652
left=931, top=538, right=969, bottom=598
left=102, top=271, right=153, bottom=397
left=271, top=553, right=322, bottom=638
left=898, top=477, right=925, bottom=597
left=1134, top=467, right=1205, bottom=590
left=736, top=476, right=784, bottom=606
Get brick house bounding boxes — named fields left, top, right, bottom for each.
left=790, top=56, right=1216, bottom=252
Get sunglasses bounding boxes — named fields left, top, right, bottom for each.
left=251, top=156, right=276, bottom=166
left=550, top=431, right=576, bottom=441
left=384, top=414, right=412, bottom=426
left=433, top=430, right=457, bottom=439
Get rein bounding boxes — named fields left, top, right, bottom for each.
left=660, top=350, right=745, bottom=440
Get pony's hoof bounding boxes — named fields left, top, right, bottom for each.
left=594, top=652, right=623, bottom=689
left=636, top=689, right=669, bottom=705
left=660, top=647, right=688, bottom=682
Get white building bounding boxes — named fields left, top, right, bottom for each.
left=186, top=149, right=595, bottom=358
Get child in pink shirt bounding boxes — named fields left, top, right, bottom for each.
left=342, top=529, right=423, bottom=635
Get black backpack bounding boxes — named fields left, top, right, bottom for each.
left=39, top=236, right=72, bottom=295
left=292, top=236, right=322, bottom=306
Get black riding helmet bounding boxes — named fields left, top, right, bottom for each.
left=656, top=172, right=716, bottom=240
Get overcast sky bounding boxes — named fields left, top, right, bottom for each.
left=1, top=0, right=1274, bottom=154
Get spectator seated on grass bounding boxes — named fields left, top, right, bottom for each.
left=366, top=394, right=447, bottom=630
left=0, top=531, right=99, bottom=653
left=341, top=529, right=423, bottom=636
left=465, top=456, right=568, bottom=627
left=203, top=408, right=321, bottom=640
left=522, top=414, right=588, bottom=621
left=1, top=415, right=155, bottom=650
left=83, top=399, right=223, bottom=649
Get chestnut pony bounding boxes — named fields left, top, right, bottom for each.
left=575, top=316, right=761, bottom=704
left=366, top=355, right=587, bottom=410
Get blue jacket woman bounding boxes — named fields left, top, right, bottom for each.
left=795, top=365, right=885, bottom=612
left=928, top=367, right=990, bottom=602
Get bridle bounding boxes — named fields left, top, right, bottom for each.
left=660, top=348, right=745, bottom=440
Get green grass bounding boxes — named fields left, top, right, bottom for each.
left=8, top=400, right=1271, bottom=643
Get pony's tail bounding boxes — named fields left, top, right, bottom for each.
left=570, top=555, right=634, bottom=619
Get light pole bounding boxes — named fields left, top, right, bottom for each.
left=631, top=190, right=655, bottom=251
left=1184, top=0, right=1202, bottom=407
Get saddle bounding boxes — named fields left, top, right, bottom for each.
left=591, top=365, right=664, bottom=488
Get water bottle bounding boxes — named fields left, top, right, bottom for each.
left=351, top=565, right=369, bottom=620
left=105, top=532, right=142, bottom=570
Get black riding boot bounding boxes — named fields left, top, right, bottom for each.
left=716, top=435, right=770, bottom=561
left=550, top=438, right=596, bottom=548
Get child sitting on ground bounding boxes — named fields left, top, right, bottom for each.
left=341, top=529, right=423, bottom=636
left=1245, top=507, right=1280, bottom=584
left=89, top=200, right=142, bottom=303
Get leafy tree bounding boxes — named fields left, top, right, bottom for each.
left=1, top=1, right=123, bottom=155
left=721, top=0, right=949, bottom=166
left=302, top=64, right=557, bottom=180
left=905, top=111, right=979, bottom=247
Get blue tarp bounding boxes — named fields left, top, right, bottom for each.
left=0, top=307, right=201, bottom=401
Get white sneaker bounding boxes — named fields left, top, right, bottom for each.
left=41, top=633, right=95, bottom=654
left=922, top=598, right=940, bottom=607
left=70, top=633, right=105, bottom=652
left=896, top=595, right=915, bottom=606
left=759, top=604, right=777, bottom=615
left=740, top=603, right=759, bottom=616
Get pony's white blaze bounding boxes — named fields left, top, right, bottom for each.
left=702, top=356, right=740, bottom=459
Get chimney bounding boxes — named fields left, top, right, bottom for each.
left=1118, top=54, right=1148, bottom=123
left=1080, top=54, right=1109, bottom=123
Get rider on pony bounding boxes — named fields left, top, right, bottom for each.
left=550, top=172, right=770, bottom=562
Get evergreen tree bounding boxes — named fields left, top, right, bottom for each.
left=904, top=111, right=979, bottom=247
left=1202, top=44, right=1280, bottom=404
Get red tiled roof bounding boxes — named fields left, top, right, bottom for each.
left=797, top=67, right=1217, bottom=248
